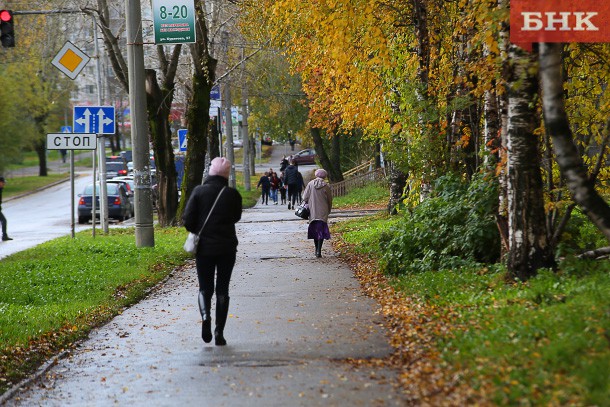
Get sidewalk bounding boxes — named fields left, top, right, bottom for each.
left=3, top=148, right=406, bottom=406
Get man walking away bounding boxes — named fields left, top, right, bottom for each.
left=257, top=172, right=271, bottom=205
left=283, top=160, right=300, bottom=210
left=0, top=177, right=13, bottom=241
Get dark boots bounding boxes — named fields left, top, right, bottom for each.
left=198, top=291, right=212, bottom=343
left=214, top=295, right=230, bottom=346
left=314, top=239, right=323, bottom=258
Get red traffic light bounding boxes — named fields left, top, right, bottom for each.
left=0, top=10, right=11, bottom=22
left=0, top=9, right=14, bottom=47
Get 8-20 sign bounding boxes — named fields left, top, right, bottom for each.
left=152, top=0, right=196, bottom=45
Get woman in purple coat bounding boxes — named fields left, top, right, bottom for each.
left=302, top=169, right=333, bottom=257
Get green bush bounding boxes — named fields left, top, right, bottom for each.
left=381, top=173, right=500, bottom=275
left=556, top=208, right=608, bottom=257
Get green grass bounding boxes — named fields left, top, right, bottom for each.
left=5, top=151, right=47, bottom=169
left=0, top=227, right=190, bottom=393
left=333, top=182, right=387, bottom=209
left=389, top=263, right=610, bottom=405
left=2, top=174, right=69, bottom=198
left=333, top=183, right=610, bottom=406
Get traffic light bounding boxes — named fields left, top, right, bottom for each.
left=0, top=10, right=14, bottom=48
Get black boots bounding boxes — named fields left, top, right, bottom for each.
left=2, top=235, right=12, bottom=241
left=314, top=239, right=323, bottom=258
left=198, top=292, right=230, bottom=346
left=214, top=295, right=230, bottom=346
left=198, top=291, right=212, bottom=343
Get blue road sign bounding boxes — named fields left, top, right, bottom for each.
left=73, top=106, right=116, bottom=134
left=61, top=126, right=72, bottom=133
left=210, top=85, right=221, bottom=100
left=178, top=129, right=187, bottom=152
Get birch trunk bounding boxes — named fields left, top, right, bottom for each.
left=539, top=43, right=610, bottom=242
left=506, top=45, right=554, bottom=280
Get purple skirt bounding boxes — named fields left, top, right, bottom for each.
left=308, top=220, right=331, bottom=240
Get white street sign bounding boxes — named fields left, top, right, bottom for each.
left=46, top=134, right=97, bottom=150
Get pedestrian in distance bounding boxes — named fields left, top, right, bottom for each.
left=0, top=177, right=12, bottom=241
left=257, top=171, right=271, bottom=205
left=302, top=169, right=332, bottom=258
left=182, top=157, right=242, bottom=346
left=279, top=171, right=287, bottom=205
left=269, top=172, right=281, bottom=205
left=284, top=160, right=300, bottom=210
left=296, top=170, right=305, bottom=204
left=279, top=156, right=289, bottom=172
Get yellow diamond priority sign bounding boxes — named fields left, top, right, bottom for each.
left=51, top=41, right=90, bottom=80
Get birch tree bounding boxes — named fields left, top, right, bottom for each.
left=506, top=45, right=555, bottom=280
left=539, top=43, right=610, bottom=245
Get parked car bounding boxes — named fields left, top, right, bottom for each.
left=105, top=161, right=129, bottom=178
left=113, top=175, right=158, bottom=209
left=292, top=149, right=317, bottom=165
left=106, top=155, right=127, bottom=165
left=77, top=182, right=132, bottom=224
left=108, top=178, right=135, bottom=217
left=120, top=150, right=133, bottom=163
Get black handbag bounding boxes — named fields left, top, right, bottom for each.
left=295, top=202, right=310, bottom=219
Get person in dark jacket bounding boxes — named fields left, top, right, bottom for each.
left=183, top=157, right=242, bottom=346
left=256, top=171, right=271, bottom=205
left=0, top=177, right=12, bottom=241
left=283, top=160, right=300, bottom=209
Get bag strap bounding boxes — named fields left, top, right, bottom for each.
left=196, top=186, right=226, bottom=238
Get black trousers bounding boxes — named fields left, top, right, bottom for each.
left=195, top=252, right=236, bottom=299
left=287, top=184, right=299, bottom=206
left=0, top=210, right=6, bottom=236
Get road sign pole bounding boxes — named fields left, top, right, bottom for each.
left=94, top=17, right=109, bottom=234
left=70, top=150, right=75, bottom=239
left=126, top=0, right=155, bottom=247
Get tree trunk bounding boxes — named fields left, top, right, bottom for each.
left=311, top=127, right=342, bottom=182
left=35, top=140, right=48, bottom=177
left=209, top=116, right=220, bottom=161
left=387, top=161, right=407, bottom=215
left=331, top=132, right=342, bottom=180
left=506, top=45, right=555, bottom=281
left=539, top=43, right=610, bottom=242
left=177, top=0, right=217, bottom=217
left=145, top=69, right=179, bottom=226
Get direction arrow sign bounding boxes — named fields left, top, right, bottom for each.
left=73, top=106, right=116, bottom=134
left=178, top=129, right=187, bottom=152
left=47, top=133, right=97, bottom=150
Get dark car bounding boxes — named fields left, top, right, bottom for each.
left=292, top=149, right=317, bottom=165
left=105, top=161, right=129, bottom=178
left=108, top=178, right=135, bottom=217
left=78, top=183, right=133, bottom=224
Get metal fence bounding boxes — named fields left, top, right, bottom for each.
left=330, top=167, right=385, bottom=197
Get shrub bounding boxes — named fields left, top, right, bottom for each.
left=380, top=172, right=500, bottom=275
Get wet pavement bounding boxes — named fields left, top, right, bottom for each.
left=2, top=146, right=403, bottom=406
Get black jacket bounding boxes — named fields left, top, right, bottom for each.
left=182, top=175, right=242, bottom=255
left=284, top=165, right=300, bottom=186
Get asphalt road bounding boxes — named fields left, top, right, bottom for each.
left=2, top=146, right=404, bottom=406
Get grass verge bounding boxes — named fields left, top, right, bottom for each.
left=0, top=227, right=190, bottom=394
left=2, top=175, right=69, bottom=199
left=332, top=189, right=610, bottom=405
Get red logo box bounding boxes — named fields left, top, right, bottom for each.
left=511, top=0, right=610, bottom=44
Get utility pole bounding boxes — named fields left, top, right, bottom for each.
left=125, top=0, right=154, bottom=247
left=240, top=46, right=250, bottom=191
left=221, top=31, right=236, bottom=188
